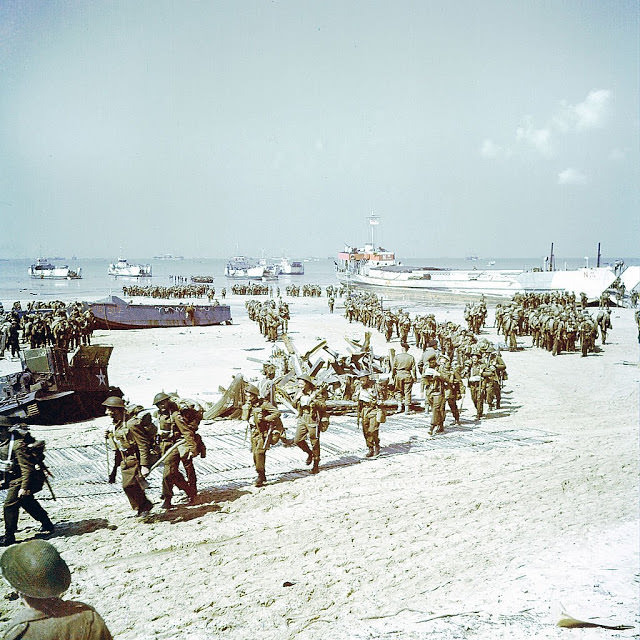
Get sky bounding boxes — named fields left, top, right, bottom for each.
left=0, top=0, right=638, bottom=260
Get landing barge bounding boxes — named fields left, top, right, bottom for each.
left=89, top=295, right=232, bottom=329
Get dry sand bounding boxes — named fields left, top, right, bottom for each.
left=0, top=294, right=638, bottom=639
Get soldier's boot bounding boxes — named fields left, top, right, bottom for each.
left=0, top=535, right=16, bottom=547
left=374, top=443, right=380, bottom=456
left=311, top=458, right=320, bottom=474
left=365, top=447, right=375, bottom=458
left=161, top=498, right=174, bottom=510
left=255, top=471, right=267, bottom=487
left=297, top=441, right=313, bottom=465
left=38, top=517, right=55, bottom=536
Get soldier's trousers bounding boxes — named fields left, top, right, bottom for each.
left=294, top=417, right=320, bottom=461
left=395, top=373, right=413, bottom=410
left=121, top=456, right=152, bottom=512
left=178, top=443, right=198, bottom=493
left=360, top=407, right=380, bottom=450
left=162, top=446, right=193, bottom=500
left=430, top=393, right=445, bottom=432
left=446, top=394, right=460, bottom=421
left=469, top=384, right=485, bottom=418
left=251, top=430, right=267, bottom=477
left=3, top=485, right=52, bottom=539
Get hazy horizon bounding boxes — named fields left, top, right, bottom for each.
left=1, top=1, right=638, bottom=260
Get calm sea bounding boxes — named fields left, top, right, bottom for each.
left=1, top=255, right=636, bottom=309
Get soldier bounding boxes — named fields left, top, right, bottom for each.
left=292, top=374, right=325, bottom=474
left=467, top=353, right=487, bottom=419
left=242, top=384, right=283, bottom=486
left=153, top=393, right=196, bottom=509
left=104, top=396, right=154, bottom=517
left=0, top=420, right=55, bottom=547
left=356, top=373, right=381, bottom=457
left=258, top=362, right=277, bottom=405
left=425, top=359, right=447, bottom=435
left=0, top=540, right=112, bottom=639
left=391, top=342, right=417, bottom=413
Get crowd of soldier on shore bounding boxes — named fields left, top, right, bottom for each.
left=121, top=284, right=219, bottom=301
left=1, top=301, right=95, bottom=358
left=495, top=291, right=613, bottom=356
left=245, top=299, right=290, bottom=341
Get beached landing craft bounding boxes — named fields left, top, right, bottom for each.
left=28, top=258, right=82, bottom=280
left=0, top=345, right=114, bottom=424
left=108, top=257, right=152, bottom=277
left=224, top=256, right=266, bottom=279
left=336, top=215, right=622, bottom=300
left=89, top=295, right=232, bottom=329
left=277, top=257, right=305, bottom=275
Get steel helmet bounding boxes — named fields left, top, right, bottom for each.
left=0, top=540, right=71, bottom=598
left=102, top=396, right=125, bottom=408
left=297, top=374, right=315, bottom=387
left=153, top=392, right=171, bottom=406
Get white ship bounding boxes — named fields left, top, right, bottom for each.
left=108, top=258, right=152, bottom=277
left=278, top=257, right=305, bottom=275
left=336, top=215, right=620, bottom=300
left=28, top=258, right=82, bottom=280
left=224, top=256, right=268, bottom=279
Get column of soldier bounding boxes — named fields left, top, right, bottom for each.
left=121, top=284, right=216, bottom=300
left=245, top=299, right=289, bottom=341
left=495, top=292, right=613, bottom=356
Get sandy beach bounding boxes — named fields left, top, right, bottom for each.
left=0, top=293, right=638, bottom=639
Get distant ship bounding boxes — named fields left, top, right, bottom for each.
left=89, top=295, right=232, bottom=330
left=28, top=258, right=82, bottom=280
left=153, top=254, right=184, bottom=260
left=336, top=215, right=620, bottom=300
left=224, top=256, right=269, bottom=279
left=277, top=257, right=305, bottom=275
left=108, top=258, right=152, bottom=278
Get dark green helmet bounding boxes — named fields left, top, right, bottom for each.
left=102, top=396, right=125, bottom=408
left=153, top=392, right=171, bottom=406
left=0, top=540, right=71, bottom=598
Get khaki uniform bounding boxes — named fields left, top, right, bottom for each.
left=157, top=412, right=194, bottom=503
left=392, top=351, right=417, bottom=412
left=244, top=399, right=282, bottom=484
left=293, top=391, right=325, bottom=472
left=2, top=600, right=112, bottom=640
left=111, top=416, right=153, bottom=514
left=357, top=383, right=381, bottom=455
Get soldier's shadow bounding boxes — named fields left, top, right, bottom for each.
left=146, top=487, right=250, bottom=525
left=19, top=518, right=112, bottom=542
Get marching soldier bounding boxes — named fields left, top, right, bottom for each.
left=0, top=540, right=112, bottom=639
left=104, top=396, right=154, bottom=517
left=153, top=393, right=197, bottom=509
left=292, top=374, right=325, bottom=474
left=391, top=342, right=417, bottom=413
left=242, top=385, right=283, bottom=486
left=0, top=419, right=55, bottom=547
left=356, top=373, right=382, bottom=457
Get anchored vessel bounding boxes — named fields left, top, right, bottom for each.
left=336, top=215, right=619, bottom=299
left=0, top=345, right=114, bottom=424
left=225, top=256, right=271, bottom=279
left=28, top=258, right=82, bottom=280
left=108, top=258, right=152, bottom=277
left=277, top=257, right=305, bottom=275
left=89, top=295, right=232, bottom=329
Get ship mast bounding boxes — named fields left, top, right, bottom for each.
left=368, top=212, right=380, bottom=251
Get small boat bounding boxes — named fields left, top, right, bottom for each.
left=0, top=345, right=114, bottom=424
left=108, top=258, right=152, bottom=277
left=153, top=254, right=184, bottom=260
left=89, top=295, right=232, bottom=329
left=224, top=256, right=267, bottom=279
left=278, top=257, right=305, bottom=275
left=28, top=258, right=82, bottom=280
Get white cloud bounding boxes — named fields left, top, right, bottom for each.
left=516, top=116, right=552, bottom=155
left=480, top=138, right=513, bottom=159
left=553, top=89, right=611, bottom=132
left=558, top=167, right=587, bottom=185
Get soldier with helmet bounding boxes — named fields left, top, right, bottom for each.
left=0, top=539, right=112, bottom=639
left=242, top=384, right=284, bottom=486
left=292, top=374, right=325, bottom=474
left=153, top=392, right=196, bottom=509
left=103, top=396, right=154, bottom=517
left=356, top=372, right=382, bottom=457
left=391, top=342, right=417, bottom=413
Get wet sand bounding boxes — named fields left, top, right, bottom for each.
left=0, top=294, right=638, bottom=639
